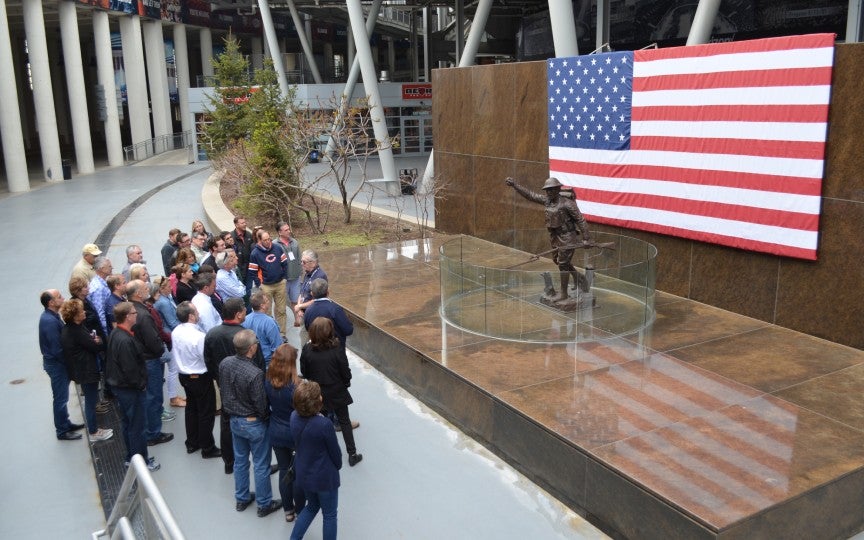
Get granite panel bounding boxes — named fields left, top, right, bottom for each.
left=435, top=152, right=475, bottom=235
left=688, top=243, right=778, bottom=323
left=822, top=44, right=864, bottom=203
left=428, top=337, right=646, bottom=395
left=672, top=326, right=864, bottom=393
left=773, top=362, right=864, bottom=432
left=584, top=458, right=715, bottom=540
left=432, top=67, right=473, bottom=153
left=511, top=160, right=551, bottom=231
left=472, top=64, right=515, bottom=159
left=716, top=466, right=864, bottom=540
left=630, top=299, right=768, bottom=353
left=473, top=157, right=516, bottom=233
left=490, top=401, right=589, bottom=510
left=776, top=197, right=864, bottom=349
left=591, top=396, right=864, bottom=531
left=512, top=61, right=549, bottom=162
left=499, top=354, right=762, bottom=450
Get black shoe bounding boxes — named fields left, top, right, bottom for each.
left=348, top=453, right=363, bottom=467
left=225, top=462, right=234, bottom=474
left=257, top=500, right=282, bottom=518
left=186, top=445, right=200, bottom=454
left=270, top=463, right=278, bottom=475
left=202, top=447, right=222, bottom=459
left=147, top=432, right=174, bottom=446
left=68, top=423, right=86, bottom=431
left=236, top=493, right=255, bottom=512
left=58, top=431, right=83, bottom=441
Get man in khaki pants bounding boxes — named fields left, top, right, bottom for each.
left=247, top=230, right=288, bottom=336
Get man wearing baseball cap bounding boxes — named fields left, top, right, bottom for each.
left=71, top=244, right=102, bottom=283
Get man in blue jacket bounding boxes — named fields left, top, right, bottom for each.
left=39, top=289, right=85, bottom=440
left=303, top=279, right=353, bottom=350
left=247, top=230, right=288, bottom=337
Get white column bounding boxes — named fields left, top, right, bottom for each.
left=174, top=24, right=198, bottom=161
left=346, top=0, right=397, bottom=184
left=22, top=0, right=63, bottom=182
left=143, top=20, right=171, bottom=139
left=326, top=0, right=382, bottom=156
left=93, top=11, right=123, bottom=167
left=548, top=0, right=579, bottom=57
left=120, top=15, right=152, bottom=148
left=347, top=26, right=355, bottom=69
left=848, top=0, right=864, bottom=42
left=200, top=28, right=213, bottom=78
left=285, top=0, right=322, bottom=84
left=0, top=0, right=29, bottom=192
left=59, top=1, right=95, bottom=174
left=686, top=0, right=721, bottom=45
left=251, top=36, right=264, bottom=70
left=258, top=0, right=293, bottom=95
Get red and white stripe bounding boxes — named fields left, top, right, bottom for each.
left=550, top=34, right=835, bottom=260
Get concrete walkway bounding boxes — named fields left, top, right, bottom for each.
left=1, top=156, right=607, bottom=538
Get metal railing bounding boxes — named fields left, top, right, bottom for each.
left=91, top=454, right=185, bottom=540
left=124, top=131, right=193, bottom=164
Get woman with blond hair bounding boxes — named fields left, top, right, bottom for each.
left=128, top=263, right=150, bottom=283
left=60, top=299, right=113, bottom=442
left=265, top=344, right=305, bottom=522
left=191, top=219, right=213, bottom=244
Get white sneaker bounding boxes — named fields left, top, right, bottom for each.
left=89, top=428, right=113, bottom=442
left=147, top=457, right=161, bottom=471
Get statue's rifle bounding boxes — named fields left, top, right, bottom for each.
left=505, top=241, right=616, bottom=269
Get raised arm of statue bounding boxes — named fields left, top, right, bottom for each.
left=505, top=177, right=545, bottom=204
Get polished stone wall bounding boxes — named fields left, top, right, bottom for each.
left=432, top=44, right=864, bottom=350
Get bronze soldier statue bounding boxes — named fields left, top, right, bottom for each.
left=505, top=176, right=592, bottom=302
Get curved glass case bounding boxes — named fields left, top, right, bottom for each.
left=439, top=232, right=657, bottom=343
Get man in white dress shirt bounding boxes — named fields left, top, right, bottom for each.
left=171, top=301, right=220, bottom=458
left=191, top=273, right=222, bottom=333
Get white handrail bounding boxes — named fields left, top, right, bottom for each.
left=91, top=454, right=185, bottom=540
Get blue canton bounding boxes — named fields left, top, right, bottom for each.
left=547, top=51, right=633, bottom=151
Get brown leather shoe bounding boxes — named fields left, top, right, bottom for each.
left=170, top=397, right=187, bottom=407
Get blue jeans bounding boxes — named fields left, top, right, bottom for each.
left=44, top=360, right=73, bottom=436
left=113, top=387, right=148, bottom=462
left=291, top=489, right=338, bottom=540
left=230, top=416, right=272, bottom=507
left=81, top=382, right=100, bottom=434
left=144, top=359, right=164, bottom=440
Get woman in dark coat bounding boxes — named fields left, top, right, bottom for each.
left=265, top=344, right=305, bottom=522
left=290, top=380, right=341, bottom=540
left=299, top=317, right=362, bottom=467
left=60, top=299, right=113, bottom=442
left=172, top=263, right=197, bottom=304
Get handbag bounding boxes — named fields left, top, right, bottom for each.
left=282, top=421, right=308, bottom=486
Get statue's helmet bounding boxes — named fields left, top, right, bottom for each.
left=542, top=177, right=563, bottom=190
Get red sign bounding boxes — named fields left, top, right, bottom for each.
left=402, top=84, right=432, bottom=100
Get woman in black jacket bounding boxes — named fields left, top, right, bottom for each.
left=60, top=299, right=113, bottom=442
left=299, top=317, right=362, bottom=467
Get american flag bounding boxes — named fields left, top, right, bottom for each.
left=547, top=34, right=835, bottom=260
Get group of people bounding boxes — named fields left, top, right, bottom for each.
left=40, top=217, right=363, bottom=536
